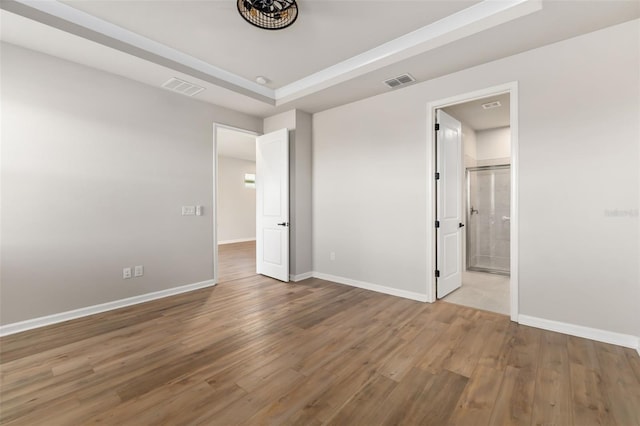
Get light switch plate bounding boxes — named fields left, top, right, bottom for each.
left=134, top=265, right=144, bottom=277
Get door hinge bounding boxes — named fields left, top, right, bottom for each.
left=435, top=220, right=440, bottom=228
left=435, top=172, right=440, bottom=180
left=435, top=270, right=440, bottom=278
left=435, top=123, right=440, bottom=131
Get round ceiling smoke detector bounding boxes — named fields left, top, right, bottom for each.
left=255, top=76, right=268, bottom=85
left=237, top=0, right=298, bottom=30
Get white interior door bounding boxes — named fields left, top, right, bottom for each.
left=256, top=128, right=289, bottom=282
left=436, top=110, right=463, bottom=298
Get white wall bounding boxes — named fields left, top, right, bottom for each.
left=217, top=156, right=256, bottom=243
left=312, top=20, right=639, bottom=338
left=462, top=123, right=477, bottom=167
left=476, top=126, right=511, bottom=162
left=0, top=43, right=262, bottom=325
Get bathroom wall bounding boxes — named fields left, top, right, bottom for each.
left=475, top=126, right=511, bottom=166
left=462, top=123, right=478, bottom=168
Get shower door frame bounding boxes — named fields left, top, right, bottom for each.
left=465, top=164, right=511, bottom=276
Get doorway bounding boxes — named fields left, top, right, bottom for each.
left=213, top=124, right=258, bottom=283
left=428, top=83, right=518, bottom=320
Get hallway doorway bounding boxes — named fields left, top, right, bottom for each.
left=213, top=124, right=258, bottom=284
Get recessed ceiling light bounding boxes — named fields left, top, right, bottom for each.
left=255, top=76, right=269, bottom=85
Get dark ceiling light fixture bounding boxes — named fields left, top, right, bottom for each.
left=237, top=0, right=298, bottom=30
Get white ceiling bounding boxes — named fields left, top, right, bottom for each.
left=58, top=0, right=479, bottom=88
left=217, top=127, right=256, bottom=162
left=443, top=93, right=510, bottom=131
left=1, top=1, right=638, bottom=117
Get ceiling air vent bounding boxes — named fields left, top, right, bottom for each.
left=383, top=73, right=416, bottom=89
left=161, top=77, right=205, bottom=97
left=481, top=100, right=501, bottom=109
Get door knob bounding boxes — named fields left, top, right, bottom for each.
left=277, top=222, right=289, bottom=227
left=459, top=223, right=465, bottom=228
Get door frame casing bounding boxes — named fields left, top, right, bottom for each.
left=212, top=123, right=260, bottom=285
left=426, top=82, right=519, bottom=321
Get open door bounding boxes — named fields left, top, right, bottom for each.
left=436, top=110, right=463, bottom=298
left=256, top=128, right=289, bottom=282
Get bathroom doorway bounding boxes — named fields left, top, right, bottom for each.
left=437, top=91, right=513, bottom=316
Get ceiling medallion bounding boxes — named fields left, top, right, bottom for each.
left=237, top=0, right=298, bottom=30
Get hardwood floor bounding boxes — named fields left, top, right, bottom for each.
left=218, top=241, right=256, bottom=283
left=1, top=273, right=639, bottom=424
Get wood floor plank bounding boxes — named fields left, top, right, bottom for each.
left=324, top=373, right=398, bottom=425
left=378, top=321, right=445, bottom=382
left=626, top=347, right=640, bottom=384
left=380, top=368, right=468, bottom=426
left=531, top=331, right=574, bottom=426
left=569, top=362, right=615, bottom=426
left=477, top=318, right=516, bottom=371
left=488, top=324, right=542, bottom=425
left=595, top=344, right=640, bottom=426
left=447, top=365, right=504, bottom=426
left=488, top=365, right=533, bottom=426
left=443, top=311, right=495, bottom=378
left=567, top=335, right=601, bottom=371
left=1, top=242, right=639, bottom=425
left=244, top=367, right=335, bottom=425
left=292, top=332, right=403, bottom=424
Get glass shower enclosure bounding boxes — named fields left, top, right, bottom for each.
left=466, top=165, right=510, bottom=275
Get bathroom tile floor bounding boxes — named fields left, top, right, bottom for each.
left=443, top=271, right=510, bottom=315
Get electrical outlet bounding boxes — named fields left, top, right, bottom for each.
left=330, top=252, right=336, bottom=261
left=182, top=206, right=196, bottom=216
left=134, top=265, right=144, bottom=277
left=123, top=267, right=132, bottom=279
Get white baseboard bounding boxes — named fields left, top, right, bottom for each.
left=290, top=272, right=313, bottom=282
left=312, top=272, right=429, bottom=302
left=0, top=279, right=216, bottom=337
left=218, top=238, right=256, bottom=245
left=518, top=314, right=640, bottom=351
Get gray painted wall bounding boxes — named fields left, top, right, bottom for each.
left=0, top=43, right=262, bottom=325
left=312, top=20, right=639, bottom=337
